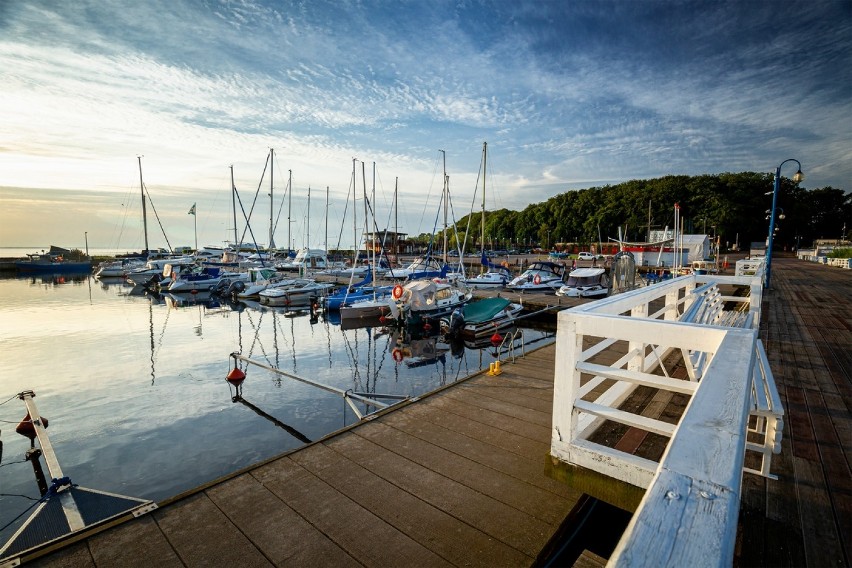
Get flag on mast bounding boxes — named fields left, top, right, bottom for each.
left=188, top=203, right=196, bottom=215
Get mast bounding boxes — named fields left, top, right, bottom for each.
left=287, top=169, right=292, bottom=253
left=481, top=142, right=487, bottom=267
left=352, top=158, right=358, bottom=262
left=269, top=148, right=275, bottom=250
left=394, top=177, right=398, bottom=259
left=362, top=162, right=368, bottom=266
left=137, top=156, right=149, bottom=253
left=325, top=185, right=329, bottom=253
left=439, top=149, right=447, bottom=264
left=230, top=165, right=238, bottom=248
left=307, top=185, right=311, bottom=249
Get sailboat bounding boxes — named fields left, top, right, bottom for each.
left=464, top=142, right=511, bottom=289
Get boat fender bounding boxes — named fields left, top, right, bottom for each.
left=392, top=284, right=404, bottom=299
left=392, top=348, right=404, bottom=362
left=533, top=274, right=541, bottom=285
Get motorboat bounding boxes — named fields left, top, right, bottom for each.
left=168, top=266, right=248, bottom=293
left=125, top=257, right=196, bottom=285
left=275, top=248, right=339, bottom=273
left=385, top=255, right=448, bottom=281
left=229, top=267, right=296, bottom=299
left=386, top=278, right=473, bottom=325
left=441, top=297, right=523, bottom=340
left=463, top=266, right=511, bottom=289
left=94, top=258, right=144, bottom=278
left=556, top=267, right=610, bottom=298
left=258, top=279, right=334, bottom=306
left=508, top=261, right=565, bottom=292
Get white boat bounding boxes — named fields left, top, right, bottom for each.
left=258, top=279, right=334, bottom=306
left=229, top=267, right=297, bottom=299
left=388, top=278, right=473, bottom=324
left=95, top=259, right=144, bottom=278
left=168, top=265, right=248, bottom=293
left=508, top=261, right=566, bottom=292
left=275, top=248, right=337, bottom=273
left=385, top=255, right=448, bottom=280
left=126, top=257, right=196, bottom=285
left=555, top=267, right=610, bottom=298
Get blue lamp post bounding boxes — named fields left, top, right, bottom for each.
left=765, top=159, right=804, bottom=288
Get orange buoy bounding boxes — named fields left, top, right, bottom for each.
left=533, top=274, right=541, bottom=285
left=491, top=332, right=502, bottom=345
left=392, top=284, right=403, bottom=299
left=226, top=366, right=246, bottom=387
left=392, top=348, right=404, bottom=362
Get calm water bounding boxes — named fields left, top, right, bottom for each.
left=0, top=272, right=553, bottom=538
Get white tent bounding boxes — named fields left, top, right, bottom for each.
left=681, top=234, right=710, bottom=262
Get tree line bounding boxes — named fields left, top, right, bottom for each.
left=411, top=172, right=849, bottom=253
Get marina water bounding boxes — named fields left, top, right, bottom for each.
left=0, top=272, right=553, bottom=537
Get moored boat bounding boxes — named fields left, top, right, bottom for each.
left=508, top=261, right=565, bottom=292
left=441, top=296, right=523, bottom=339
left=555, top=267, right=610, bottom=298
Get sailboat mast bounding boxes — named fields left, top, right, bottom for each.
left=352, top=158, right=358, bottom=261
left=288, top=169, right=292, bottom=253
left=394, top=177, right=398, bottom=259
left=230, top=165, right=237, bottom=248
left=269, top=148, right=274, bottom=250
left=325, top=185, right=329, bottom=254
left=307, top=185, right=311, bottom=249
left=137, top=156, right=149, bottom=253
left=481, top=142, right=487, bottom=261
left=362, top=162, right=368, bottom=266
left=440, top=149, right=447, bottom=264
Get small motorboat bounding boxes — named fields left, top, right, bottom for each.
left=441, top=297, right=523, bottom=340
left=556, top=267, right=610, bottom=298
left=508, top=261, right=565, bottom=292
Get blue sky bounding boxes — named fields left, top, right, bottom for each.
left=1, top=0, right=849, bottom=251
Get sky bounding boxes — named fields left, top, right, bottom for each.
left=1, top=0, right=849, bottom=252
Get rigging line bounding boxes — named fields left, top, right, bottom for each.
left=142, top=183, right=173, bottom=252
left=0, top=459, right=29, bottom=468
left=415, top=151, right=443, bottom=235
left=272, top=174, right=291, bottom=242
left=231, top=184, right=264, bottom=255
left=237, top=154, right=270, bottom=247
left=0, top=394, right=18, bottom=406
left=0, top=493, right=38, bottom=500
left=334, top=173, right=354, bottom=251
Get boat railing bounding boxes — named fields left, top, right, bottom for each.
left=550, top=268, right=781, bottom=567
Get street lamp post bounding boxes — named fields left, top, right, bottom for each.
left=766, top=159, right=803, bottom=288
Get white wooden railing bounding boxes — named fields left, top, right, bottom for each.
left=550, top=261, right=784, bottom=567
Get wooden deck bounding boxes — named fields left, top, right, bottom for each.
left=26, top=348, right=583, bottom=567
left=736, top=254, right=851, bottom=567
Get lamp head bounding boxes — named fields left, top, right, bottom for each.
left=792, top=169, right=804, bottom=183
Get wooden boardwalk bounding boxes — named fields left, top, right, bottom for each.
left=27, top=348, right=582, bottom=567
left=737, top=255, right=851, bottom=567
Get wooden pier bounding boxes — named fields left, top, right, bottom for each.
left=12, top=254, right=851, bottom=567
left=23, top=347, right=585, bottom=567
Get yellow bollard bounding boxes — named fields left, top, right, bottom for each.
left=493, top=361, right=503, bottom=375
left=488, top=362, right=495, bottom=375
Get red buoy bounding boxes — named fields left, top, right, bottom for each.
left=423, top=322, right=432, bottom=332
left=15, top=413, right=47, bottom=440
left=226, top=366, right=246, bottom=387
left=490, top=332, right=502, bottom=345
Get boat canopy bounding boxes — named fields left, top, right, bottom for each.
left=461, top=297, right=511, bottom=324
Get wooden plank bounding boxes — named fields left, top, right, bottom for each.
left=153, top=492, right=273, bottom=567
left=423, top=392, right=552, bottom=442
left=794, top=456, right=845, bottom=567
left=204, top=473, right=359, bottom=567
left=251, top=452, right=453, bottom=567
left=289, top=442, right=531, bottom=567
left=356, top=420, right=572, bottom=525
left=87, top=515, right=182, bottom=567
left=325, top=431, right=555, bottom=557
left=441, top=384, right=553, bottom=428
left=381, top=406, right=575, bottom=498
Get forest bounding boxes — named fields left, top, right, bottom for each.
left=416, top=172, right=850, bottom=253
